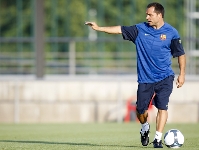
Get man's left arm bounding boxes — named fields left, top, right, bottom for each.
left=176, top=54, right=186, bottom=88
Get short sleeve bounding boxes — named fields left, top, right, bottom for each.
left=121, top=25, right=138, bottom=43
left=170, top=38, right=185, bottom=58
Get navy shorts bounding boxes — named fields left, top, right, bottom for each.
left=136, top=75, right=174, bottom=114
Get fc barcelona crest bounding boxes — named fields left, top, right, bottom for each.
left=160, top=34, right=166, bottom=40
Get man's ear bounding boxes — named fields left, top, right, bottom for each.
left=158, top=13, right=163, bottom=18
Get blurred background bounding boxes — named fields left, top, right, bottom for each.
left=0, top=0, right=199, bottom=124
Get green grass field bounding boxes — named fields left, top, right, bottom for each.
left=0, top=123, right=198, bottom=150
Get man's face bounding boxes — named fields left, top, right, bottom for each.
left=146, top=7, right=161, bottom=27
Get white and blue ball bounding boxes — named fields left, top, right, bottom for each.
left=164, top=129, right=184, bottom=148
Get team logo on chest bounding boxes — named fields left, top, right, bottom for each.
left=160, top=34, right=166, bottom=40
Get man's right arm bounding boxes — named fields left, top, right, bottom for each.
left=85, top=22, right=122, bottom=34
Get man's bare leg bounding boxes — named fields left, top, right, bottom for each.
left=152, top=109, right=168, bottom=148
left=136, top=110, right=148, bottom=124
left=137, top=110, right=150, bottom=146
left=154, top=109, right=168, bottom=141
left=156, top=109, right=168, bottom=132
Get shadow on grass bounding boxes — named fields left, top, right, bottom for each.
left=0, top=140, right=151, bottom=148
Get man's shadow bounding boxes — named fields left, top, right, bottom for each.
left=0, top=140, right=148, bottom=148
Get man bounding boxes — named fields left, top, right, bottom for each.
left=85, top=2, right=186, bottom=148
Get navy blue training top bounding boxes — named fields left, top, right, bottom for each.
left=121, top=22, right=185, bottom=83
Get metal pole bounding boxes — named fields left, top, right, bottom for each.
left=17, top=0, right=23, bottom=73
left=34, top=0, right=45, bottom=78
left=69, top=41, right=76, bottom=75
left=14, top=81, right=19, bottom=123
left=117, top=78, right=123, bottom=123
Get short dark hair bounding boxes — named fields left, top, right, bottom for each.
left=147, top=2, right=165, bottom=18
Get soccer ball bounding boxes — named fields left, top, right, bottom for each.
left=164, top=129, right=184, bottom=148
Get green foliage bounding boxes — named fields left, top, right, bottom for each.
left=0, top=0, right=32, bottom=37
left=0, top=0, right=185, bottom=38
left=45, top=0, right=87, bottom=37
